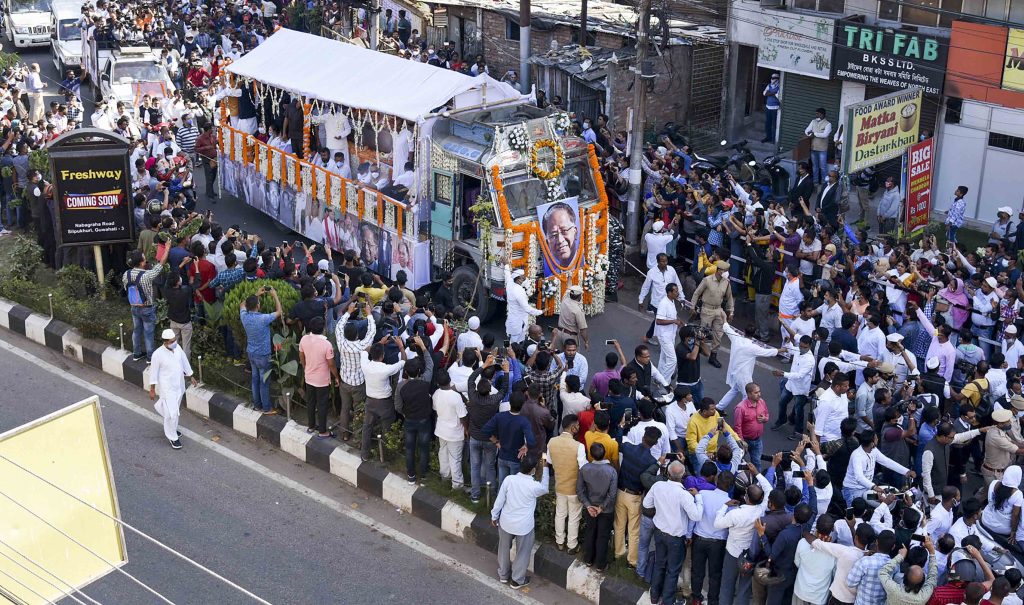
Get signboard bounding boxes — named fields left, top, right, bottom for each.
left=49, top=129, right=134, bottom=247
left=905, top=139, right=933, bottom=234
left=1003, top=27, right=1024, bottom=92
left=844, top=87, right=923, bottom=174
left=757, top=12, right=834, bottom=80
left=833, top=20, right=948, bottom=95
left=0, top=397, right=127, bottom=605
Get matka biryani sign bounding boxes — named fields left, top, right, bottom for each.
left=54, top=155, right=133, bottom=246
left=844, top=87, right=922, bottom=174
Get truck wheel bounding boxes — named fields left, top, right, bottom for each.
left=450, top=265, right=491, bottom=321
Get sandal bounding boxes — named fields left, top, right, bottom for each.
left=306, top=427, right=316, bottom=434
left=262, top=409, right=279, bottom=416
left=315, top=431, right=337, bottom=440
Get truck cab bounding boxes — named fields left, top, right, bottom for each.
left=427, top=105, right=598, bottom=319
left=4, top=0, right=52, bottom=48
left=95, top=45, right=175, bottom=107
left=49, top=1, right=82, bottom=73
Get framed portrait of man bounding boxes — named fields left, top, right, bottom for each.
left=536, top=197, right=581, bottom=276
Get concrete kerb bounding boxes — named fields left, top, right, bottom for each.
left=0, top=295, right=649, bottom=605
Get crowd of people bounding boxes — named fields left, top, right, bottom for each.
left=6, top=0, right=1024, bottom=603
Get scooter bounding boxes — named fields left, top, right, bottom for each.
left=761, top=154, right=790, bottom=200
left=693, top=140, right=759, bottom=182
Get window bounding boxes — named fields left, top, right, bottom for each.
left=877, top=0, right=963, bottom=26
left=506, top=19, right=520, bottom=41
left=967, top=0, right=1024, bottom=20
left=571, top=29, right=596, bottom=46
left=945, top=97, right=963, bottom=125
left=989, top=132, right=1024, bottom=153
left=791, top=0, right=846, bottom=13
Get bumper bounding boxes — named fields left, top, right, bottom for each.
left=13, top=35, right=49, bottom=47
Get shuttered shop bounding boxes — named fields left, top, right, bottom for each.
left=778, top=74, right=843, bottom=152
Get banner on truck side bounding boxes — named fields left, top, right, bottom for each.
left=843, top=87, right=922, bottom=175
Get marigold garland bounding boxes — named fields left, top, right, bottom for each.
left=530, top=139, right=564, bottom=180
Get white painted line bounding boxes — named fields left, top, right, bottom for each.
left=185, top=386, right=215, bottom=418
left=0, top=338, right=546, bottom=605
left=0, top=299, right=11, bottom=329
left=278, top=420, right=313, bottom=461
left=101, top=347, right=129, bottom=380
left=232, top=405, right=262, bottom=438
left=23, top=314, right=48, bottom=346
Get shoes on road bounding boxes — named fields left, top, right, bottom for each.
left=0, top=229, right=11, bottom=236
left=262, top=409, right=279, bottom=416
left=510, top=577, right=531, bottom=589
left=132, top=354, right=145, bottom=361
left=707, top=354, right=722, bottom=369
left=566, top=546, right=579, bottom=555
left=555, top=543, right=565, bottom=551
left=169, top=439, right=183, bottom=450
left=177, top=431, right=181, bottom=438
left=407, top=474, right=416, bottom=485
left=498, top=576, right=509, bottom=584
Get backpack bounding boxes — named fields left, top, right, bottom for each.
left=968, top=379, right=994, bottom=420
left=126, top=270, right=148, bottom=306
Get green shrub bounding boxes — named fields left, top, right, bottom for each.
left=0, top=235, right=44, bottom=281
left=56, top=264, right=99, bottom=299
left=221, top=279, right=300, bottom=349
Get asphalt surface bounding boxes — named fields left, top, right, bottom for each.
left=0, top=329, right=586, bottom=605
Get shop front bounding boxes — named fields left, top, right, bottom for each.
left=935, top=21, right=1024, bottom=223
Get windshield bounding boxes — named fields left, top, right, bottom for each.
left=8, top=0, right=50, bottom=13
left=112, top=61, right=164, bottom=82
left=57, top=18, right=80, bottom=40
left=501, top=158, right=597, bottom=219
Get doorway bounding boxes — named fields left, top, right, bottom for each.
left=460, top=174, right=482, bottom=240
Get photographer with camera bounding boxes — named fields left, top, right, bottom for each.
left=676, top=324, right=706, bottom=405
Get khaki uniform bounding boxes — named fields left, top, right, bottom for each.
left=692, top=275, right=734, bottom=351
left=982, top=428, right=1019, bottom=484
left=552, top=295, right=587, bottom=350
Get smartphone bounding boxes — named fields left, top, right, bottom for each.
left=293, top=240, right=301, bottom=248
left=845, top=507, right=855, bottom=521
left=717, top=418, right=724, bottom=431
left=623, top=409, right=633, bottom=424
left=911, top=534, right=926, bottom=542
left=782, top=452, right=792, bottom=466
left=503, top=339, right=511, bottom=349
left=605, top=339, right=615, bottom=345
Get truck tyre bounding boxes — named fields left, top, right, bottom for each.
left=450, top=264, right=491, bottom=321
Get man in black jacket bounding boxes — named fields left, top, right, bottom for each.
left=818, top=169, right=841, bottom=229
left=790, top=162, right=814, bottom=218
left=394, top=337, right=434, bottom=485
left=746, top=235, right=778, bottom=342
left=466, top=355, right=510, bottom=503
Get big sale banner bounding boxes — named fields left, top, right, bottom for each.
left=905, top=139, right=933, bottom=235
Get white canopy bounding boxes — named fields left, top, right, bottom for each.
left=226, top=28, right=526, bottom=122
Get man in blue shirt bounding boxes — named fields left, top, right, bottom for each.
left=240, top=286, right=282, bottom=414
left=483, top=394, right=536, bottom=486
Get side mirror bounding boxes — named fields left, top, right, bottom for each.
left=50, top=33, right=56, bottom=40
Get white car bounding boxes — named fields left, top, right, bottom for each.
left=5, top=0, right=52, bottom=48
left=49, top=0, right=82, bottom=73
left=98, top=49, right=175, bottom=108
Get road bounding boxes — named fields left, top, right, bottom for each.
left=0, top=329, right=587, bottom=605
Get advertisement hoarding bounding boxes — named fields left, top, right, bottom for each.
left=1003, top=27, right=1024, bottom=92
left=832, top=20, right=948, bottom=95
left=756, top=12, right=834, bottom=80
left=905, top=139, right=933, bottom=234
left=49, top=133, right=134, bottom=247
left=843, top=87, right=923, bottom=174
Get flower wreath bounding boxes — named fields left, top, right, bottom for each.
left=530, top=139, right=564, bottom=180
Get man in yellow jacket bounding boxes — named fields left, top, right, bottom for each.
left=686, top=397, right=741, bottom=467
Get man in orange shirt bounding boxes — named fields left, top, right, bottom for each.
left=299, top=317, right=340, bottom=438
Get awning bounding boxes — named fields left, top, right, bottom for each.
left=226, top=28, right=526, bottom=122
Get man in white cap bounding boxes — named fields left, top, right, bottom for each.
left=552, top=284, right=588, bottom=352
left=149, top=328, right=197, bottom=450
left=983, top=409, right=1024, bottom=483
left=881, top=333, right=917, bottom=388
left=643, top=215, right=678, bottom=270
left=457, top=316, right=484, bottom=354
left=973, top=276, right=1001, bottom=356
left=990, top=206, right=1016, bottom=247
left=1003, top=324, right=1024, bottom=370
left=504, top=264, right=542, bottom=344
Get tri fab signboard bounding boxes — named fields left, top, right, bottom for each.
left=833, top=20, right=948, bottom=95
left=49, top=130, right=134, bottom=247
left=905, top=139, right=933, bottom=234
left=843, top=87, right=923, bottom=174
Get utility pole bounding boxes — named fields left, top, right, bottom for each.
left=579, top=0, right=588, bottom=47
left=369, top=0, right=380, bottom=50
left=624, top=0, right=652, bottom=245
left=519, top=0, right=531, bottom=93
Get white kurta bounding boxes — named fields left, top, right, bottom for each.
left=723, top=324, right=778, bottom=391
left=150, top=344, right=194, bottom=441
left=504, top=266, right=542, bottom=342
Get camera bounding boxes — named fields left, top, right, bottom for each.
left=684, top=324, right=709, bottom=341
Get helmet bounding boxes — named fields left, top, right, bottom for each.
left=148, top=199, right=164, bottom=214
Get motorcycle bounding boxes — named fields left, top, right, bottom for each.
left=690, top=140, right=760, bottom=183
left=761, top=154, right=790, bottom=200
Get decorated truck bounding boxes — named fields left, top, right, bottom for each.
left=217, top=28, right=609, bottom=319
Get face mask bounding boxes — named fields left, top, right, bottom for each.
left=167, top=342, right=177, bottom=349
left=371, top=172, right=380, bottom=178
left=1002, top=424, right=1013, bottom=432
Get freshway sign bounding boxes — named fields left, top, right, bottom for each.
left=833, top=20, right=948, bottom=95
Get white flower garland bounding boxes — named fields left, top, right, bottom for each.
left=544, top=179, right=562, bottom=202
left=363, top=190, right=377, bottom=221
left=233, top=131, right=243, bottom=161
left=508, top=125, right=529, bottom=151
left=329, top=176, right=343, bottom=211
left=257, top=144, right=269, bottom=177
left=301, top=164, right=313, bottom=198
left=554, top=112, right=572, bottom=133
left=286, top=156, right=297, bottom=186
left=524, top=230, right=539, bottom=298
left=541, top=276, right=560, bottom=300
